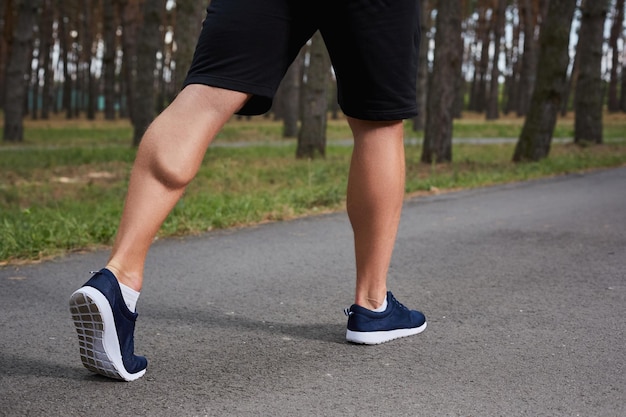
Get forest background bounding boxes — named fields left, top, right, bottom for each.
left=1, top=0, right=626, bottom=263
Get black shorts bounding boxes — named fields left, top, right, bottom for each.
left=183, top=0, right=421, bottom=121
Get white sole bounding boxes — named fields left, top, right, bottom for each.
left=69, top=287, right=145, bottom=381
left=346, top=321, right=427, bottom=345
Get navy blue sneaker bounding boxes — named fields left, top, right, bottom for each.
left=345, top=291, right=427, bottom=344
left=69, top=269, right=147, bottom=381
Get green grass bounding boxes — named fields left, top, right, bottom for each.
left=448, top=112, right=626, bottom=141
left=1, top=113, right=625, bottom=264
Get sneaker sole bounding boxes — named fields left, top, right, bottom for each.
left=69, top=287, right=145, bottom=381
left=346, top=321, right=427, bottom=345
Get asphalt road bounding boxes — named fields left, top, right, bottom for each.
left=1, top=167, right=625, bottom=417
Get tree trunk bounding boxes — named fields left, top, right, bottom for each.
left=607, top=0, right=624, bottom=112
left=452, top=47, right=466, bottom=119
left=503, top=14, right=521, bottom=115
left=3, top=0, right=40, bottom=142
left=561, top=39, right=580, bottom=117
left=102, top=0, right=116, bottom=120
left=82, top=0, right=96, bottom=120
left=131, top=0, right=164, bottom=146
left=296, top=31, right=329, bottom=159
left=560, top=0, right=582, bottom=115
left=172, top=0, right=203, bottom=89
left=329, top=79, right=339, bottom=120
left=622, top=62, right=626, bottom=112
left=413, top=0, right=431, bottom=131
left=58, top=0, right=73, bottom=119
left=275, top=49, right=304, bottom=138
left=154, top=17, right=167, bottom=114
left=421, top=0, right=462, bottom=164
left=452, top=19, right=467, bottom=119
left=486, top=0, right=507, bottom=120
left=39, top=0, right=53, bottom=119
left=513, top=0, right=577, bottom=162
left=574, top=0, right=609, bottom=145
left=470, top=8, right=490, bottom=113
left=516, top=0, right=539, bottom=117
left=30, top=20, right=40, bottom=122
left=0, top=0, right=13, bottom=110
left=119, top=0, right=139, bottom=120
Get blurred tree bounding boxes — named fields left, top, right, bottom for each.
left=118, top=0, right=140, bottom=120
left=274, top=49, right=304, bottom=138
left=413, top=0, right=432, bottom=131
left=486, top=0, right=507, bottom=120
left=171, top=0, right=204, bottom=89
left=469, top=3, right=491, bottom=113
left=37, top=0, right=54, bottom=120
left=513, top=0, right=577, bottom=162
left=297, top=31, right=330, bottom=159
left=574, top=0, right=610, bottom=145
left=3, top=0, right=622, bottom=149
left=132, top=0, right=166, bottom=146
left=621, top=61, right=626, bottom=112
left=516, top=0, right=540, bottom=117
left=102, top=0, right=117, bottom=120
left=503, top=1, right=522, bottom=116
left=422, top=0, right=463, bottom=164
left=607, top=0, right=625, bottom=113
left=58, top=0, right=76, bottom=119
left=0, top=0, right=10, bottom=110
left=81, top=0, right=96, bottom=120
left=3, top=0, right=41, bottom=141
left=561, top=33, right=580, bottom=117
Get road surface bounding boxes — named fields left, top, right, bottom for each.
left=1, top=167, right=625, bottom=416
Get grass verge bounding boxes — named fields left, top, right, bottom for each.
left=1, top=114, right=625, bottom=264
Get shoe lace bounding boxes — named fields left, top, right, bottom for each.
left=344, top=308, right=353, bottom=316
left=389, top=293, right=409, bottom=312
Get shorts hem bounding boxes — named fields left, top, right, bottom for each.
left=342, top=106, right=418, bottom=121
left=183, top=75, right=272, bottom=97
left=182, top=75, right=274, bottom=115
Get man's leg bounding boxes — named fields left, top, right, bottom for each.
left=346, top=117, right=406, bottom=310
left=344, top=117, right=426, bottom=345
left=106, top=85, right=250, bottom=291
left=69, top=85, right=249, bottom=380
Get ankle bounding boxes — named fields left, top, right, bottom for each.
left=105, top=263, right=143, bottom=292
left=355, top=290, right=388, bottom=311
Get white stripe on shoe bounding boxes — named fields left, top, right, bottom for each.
left=346, top=321, right=428, bottom=345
